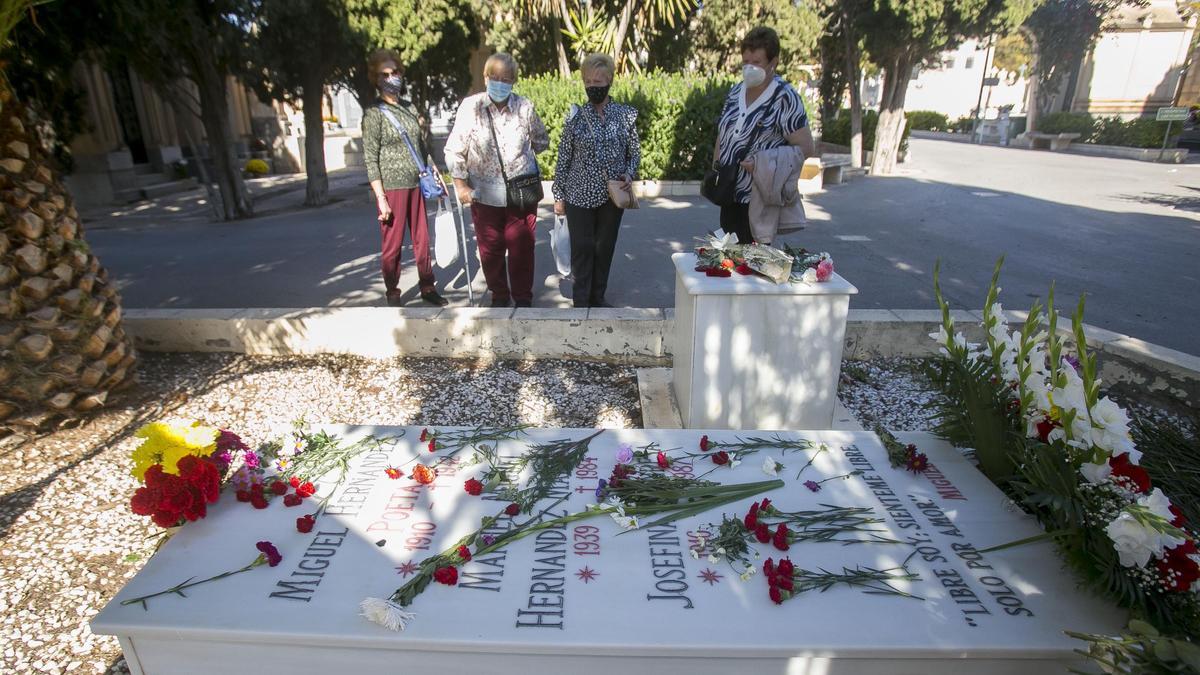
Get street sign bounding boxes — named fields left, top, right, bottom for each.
left=982, top=77, right=1000, bottom=87
left=1156, top=107, right=1189, bottom=122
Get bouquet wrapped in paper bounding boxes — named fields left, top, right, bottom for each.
left=694, top=233, right=795, bottom=284
left=784, top=245, right=835, bottom=284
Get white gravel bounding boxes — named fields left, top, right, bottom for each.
left=838, top=358, right=940, bottom=431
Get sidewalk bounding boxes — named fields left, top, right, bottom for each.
left=81, top=168, right=370, bottom=231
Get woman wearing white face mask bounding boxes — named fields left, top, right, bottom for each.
left=709, top=26, right=816, bottom=244
left=445, top=53, right=550, bottom=307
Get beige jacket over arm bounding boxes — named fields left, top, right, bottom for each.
left=748, top=145, right=807, bottom=244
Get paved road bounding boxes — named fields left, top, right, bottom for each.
left=86, top=138, right=1200, bottom=354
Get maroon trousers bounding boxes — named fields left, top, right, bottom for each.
left=470, top=203, right=536, bottom=303
left=380, top=187, right=435, bottom=296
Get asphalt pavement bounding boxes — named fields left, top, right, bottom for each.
left=84, top=138, right=1200, bottom=355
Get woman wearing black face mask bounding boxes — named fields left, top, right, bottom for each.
left=551, top=53, right=641, bottom=309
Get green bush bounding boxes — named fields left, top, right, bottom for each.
left=951, top=116, right=974, bottom=133
left=517, top=71, right=736, bottom=180
left=1091, top=116, right=1174, bottom=149
left=907, top=110, right=950, bottom=132
left=1038, top=112, right=1096, bottom=141
left=820, top=109, right=911, bottom=153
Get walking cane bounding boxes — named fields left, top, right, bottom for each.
left=447, top=180, right=475, bottom=306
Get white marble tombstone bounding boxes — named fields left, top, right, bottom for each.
left=92, top=426, right=1124, bottom=675
left=671, top=253, right=858, bottom=430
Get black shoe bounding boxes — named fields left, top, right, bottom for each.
left=590, top=299, right=613, bottom=308
left=421, top=291, right=449, bottom=307
left=491, top=297, right=511, bottom=308
left=514, top=299, right=532, bottom=308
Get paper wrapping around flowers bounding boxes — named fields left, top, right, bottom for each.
left=741, top=245, right=795, bottom=284
left=694, top=242, right=795, bottom=284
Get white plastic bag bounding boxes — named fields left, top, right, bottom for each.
left=551, top=214, right=572, bottom=277
left=433, top=203, right=459, bottom=268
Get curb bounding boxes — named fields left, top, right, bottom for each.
left=122, top=307, right=1200, bottom=409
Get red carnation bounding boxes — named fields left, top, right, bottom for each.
left=457, top=545, right=472, bottom=562
left=763, top=558, right=775, bottom=578
left=251, top=483, right=264, bottom=496
left=296, top=514, right=316, bottom=533
left=411, top=464, right=437, bottom=485
left=505, top=503, right=521, bottom=516
left=1034, top=418, right=1059, bottom=444
left=769, top=586, right=784, bottom=605
left=283, top=493, right=302, bottom=507
left=755, top=523, right=771, bottom=544
left=744, top=503, right=759, bottom=531
left=704, top=268, right=732, bottom=277
left=251, top=494, right=269, bottom=509
left=656, top=451, right=670, bottom=469
left=699, top=435, right=709, bottom=451
left=774, top=576, right=794, bottom=592
left=235, top=490, right=251, bottom=502
left=289, top=476, right=301, bottom=489
left=256, top=540, right=283, bottom=567
left=1109, top=453, right=1151, bottom=494
left=464, top=478, right=484, bottom=496
left=420, top=428, right=429, bottom=442
left=130, top=487, right=158, bottom=516
left=1156, top=540, right=1200, bottom=592
left=772, top=523, right=791, bottom=551
left=385, top=467, right=403, bottom=480
left=777, top=558, right=794, bottom=577
left=734, top=263, right=753, bottom=275
left=759, top=498, right=772, bottom=513
left=433, top=566, right=459, bottom=585
left=296, top=482, right=316, bottom=498
left=712, top=451, right=730, bottom=466
left=270, top=480, right=288, bottom=495
left=428, top=439, right=437, bottom=453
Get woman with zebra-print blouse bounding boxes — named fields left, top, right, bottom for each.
left=712, top=26, right=817, bottom=244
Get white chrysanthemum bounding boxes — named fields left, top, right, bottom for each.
left=1079, top=461, right=1112, bottom=485
left=360, top=597, right=416, bottom=632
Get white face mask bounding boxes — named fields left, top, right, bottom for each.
left=742, top=64, right=767, bottom=88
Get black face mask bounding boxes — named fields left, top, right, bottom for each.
left=585, top=85, right=610, bottom=105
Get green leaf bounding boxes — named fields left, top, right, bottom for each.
left=1127, top=619, right=1158, bottom=638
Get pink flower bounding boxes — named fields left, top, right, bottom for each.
left=815, top=259, right=834, bottom=282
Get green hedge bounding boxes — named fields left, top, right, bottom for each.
left=1092, top=117, right=1174, bottom=149
left=820, top=109, right=911, bottom=152
left=517, top=72, right=735, bottom=180
left=908, top=110, right=950, bottom=132
left=1038, top=112, right=1097, bottom=140
left=1037, top=112, right=1174, bottom=148
left=517, top=72, right=821, bottom=180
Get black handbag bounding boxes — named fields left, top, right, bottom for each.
left=702, top=86, right=783, bottom=208
left=486, top=107, right=543, bottom=212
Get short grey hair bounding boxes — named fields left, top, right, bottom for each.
left=484, top=53, right=518, bottom=80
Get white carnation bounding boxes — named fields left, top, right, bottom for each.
left=360, top=597, right=416, bottom=632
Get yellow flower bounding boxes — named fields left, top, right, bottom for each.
left=130, top=421, right=219, bottom=482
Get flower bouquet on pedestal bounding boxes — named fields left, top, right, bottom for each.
left=693, top=233, right=794, bottom=283
left=783, top=245, right=834, bottom=284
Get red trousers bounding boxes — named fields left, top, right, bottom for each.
left=471, top=203, right=536, bottom=303
left=380, top=188, right=435, bottom=295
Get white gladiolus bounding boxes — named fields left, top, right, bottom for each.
left=1138, top=488, right=1176, bottom=523
left=360, top=597, right=416, bottom=631
left=611, top=514, right=640, bottom=531
left=1105, top=512, right=1161, bottom=568
left=1090, top=396, right=1135, bottom=457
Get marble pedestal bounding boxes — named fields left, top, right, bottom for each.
left=91, top=426, right=1124, bottom=674
left=671, top=253, right=858, bottom=430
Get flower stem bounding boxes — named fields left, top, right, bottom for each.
left=121, top=557, right=265, bottom=609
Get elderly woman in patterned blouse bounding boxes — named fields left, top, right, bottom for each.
left=712, top=26, right=816, bottom=244
left=552, top=53, right=641, bottom=309
left=446, top=53, right=550, bottom=308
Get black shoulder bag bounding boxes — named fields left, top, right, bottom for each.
left=702, top=86, right=783, bottom=207
left=486, top=107, right=544, bottom=212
